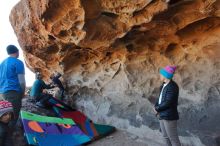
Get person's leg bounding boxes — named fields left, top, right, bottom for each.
left=38, top=94, right=53, bottom=108
left=60, top=89, right=64, bottom=100
left=163, top=120, right=181, bottom=146
left=2, top=91, right=22, bottom=127
left=159, top=120, right=172, bottom=146
left=35, top=95, right=42, bottom=102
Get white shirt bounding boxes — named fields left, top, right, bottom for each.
left=158, top=82, right=169, bottom=104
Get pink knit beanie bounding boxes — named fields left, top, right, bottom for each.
left=0, top=101, right=13, bottom=117
left=159, top=65, right=177, bottom=79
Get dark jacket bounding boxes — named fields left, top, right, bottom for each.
left=0, top=122, right=13, bottom=146
left=155, top=80, right=179, bottom=120
left=51, top=73, right=64, bottom=90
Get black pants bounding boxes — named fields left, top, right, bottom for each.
left=60, top=89, right=65, bottom=100
left=36, top=93, right=53, bottom=107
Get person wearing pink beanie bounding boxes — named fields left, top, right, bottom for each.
left=154, top=65, right=181, bottom=146
left=0, top=100, right=14, bottom=146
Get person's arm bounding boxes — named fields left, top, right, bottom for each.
left=154, top=99, right=159, bottom=107
left=16, top=61, right=26, bottom=95
left=155, top=85, right=177, bottom=112
left=154, top=84, right=163, bottom=107
left=42, top=81, right=55, bottom=89
left=56, top=73, right=62, bottom=79
left=47, top=83, right=55, bottom=89
left=18, top=74, right=26, bottom=95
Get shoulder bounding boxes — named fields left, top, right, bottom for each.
left=39, top=80, right=46, bottom=84
left=34, top=79, right=40, bottom=83
left=16, top=59, right=24, bottom=66
left=34, top=79, right=41, bottom=84
left=171, top=80, right=178, bottom=86
left=8, top=58, right=24, bottom=66
left=168, top=80, right=179, bottom=90
left=36, top=79, right=43, bottom=83
left=0, top=57, right=9, bottom=64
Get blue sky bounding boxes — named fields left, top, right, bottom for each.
left=0, top=1, right=35, bottom=86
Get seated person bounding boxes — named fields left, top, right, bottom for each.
left=0, top=101, right=14, bottom=146
left=30, top=72, right=54, bottom=107
left=50, top=72, right=65, bottom=100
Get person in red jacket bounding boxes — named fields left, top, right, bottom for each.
left=154, top=65, right=181, bottom=146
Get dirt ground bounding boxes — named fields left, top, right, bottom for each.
left=88, top=130, right=164, bottom=146
left=89, top=131, right=147, bottom=146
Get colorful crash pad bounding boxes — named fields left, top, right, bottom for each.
left=53, top=107, right=116, bottom=140
left=48, top=97, right=73, bottom=111
left=20, top=110, right=91, bottom=146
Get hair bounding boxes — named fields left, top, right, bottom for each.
left=6, top=45, right=19, bottom=54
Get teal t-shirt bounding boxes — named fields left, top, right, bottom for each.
left=0, top=57, right=25, bottom=93
left=30, top=79, right=49, bottom=97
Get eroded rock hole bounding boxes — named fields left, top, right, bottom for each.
left=126, top=44, right=134, bottom=52
left=101, top=12, right=118, bottom=18
left=48, top=35, right=56, bottom=40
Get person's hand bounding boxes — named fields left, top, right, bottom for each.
left=48, top=82, right=53, bottom=86
left=50, top=85, right=56, bottom=88
left=153, top=108, right=157, bottom=114
left=48, top=83, right=55, bottom=88
left=43, top=90, right=46, bottom=93
left=153, top=107, right=159, bottom=117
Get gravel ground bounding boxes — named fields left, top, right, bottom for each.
left=88, top=130, right=148, bottom=146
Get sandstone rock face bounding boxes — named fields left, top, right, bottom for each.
left=10, top=0, right=220, bottom=145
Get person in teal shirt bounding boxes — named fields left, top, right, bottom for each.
left=0, top=45, right=26, bottom=127
left=30, top=72, right=54, bottom=107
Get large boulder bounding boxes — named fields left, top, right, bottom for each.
left=10, top=0, right=220, bottom=145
